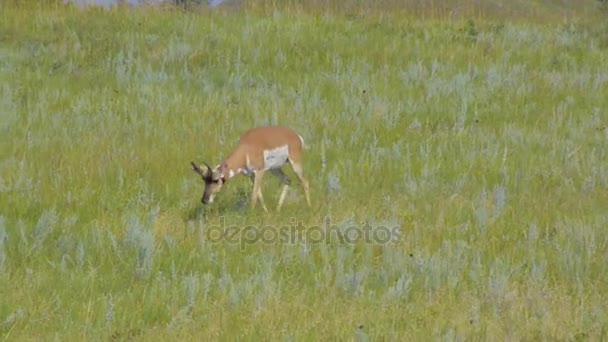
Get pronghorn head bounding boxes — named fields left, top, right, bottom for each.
left=191, top=161, right=225, bottom=204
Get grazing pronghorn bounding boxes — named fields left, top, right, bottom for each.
left=191, top=126, right=311, bottom=212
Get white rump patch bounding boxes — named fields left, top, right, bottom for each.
left=263, top=145, right=289, bottom=170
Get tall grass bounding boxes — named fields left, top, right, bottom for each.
left=1, top=0, right=607, bottom=340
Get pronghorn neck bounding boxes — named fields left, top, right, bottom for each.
left=218, top=144, right=252, bottom=180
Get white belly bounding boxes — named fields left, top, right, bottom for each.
left=263, top=145, right=289, bottom=170
left=239, top=167, right=254, bottom=176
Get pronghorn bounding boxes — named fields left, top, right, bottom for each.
left=191, top=126, right=311, bottom=212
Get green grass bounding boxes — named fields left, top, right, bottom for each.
left=1, top=0, right=608, bottom=340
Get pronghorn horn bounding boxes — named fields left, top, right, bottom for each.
left=191, top=161, right=202, bottom=173
left=191, top=161, right=213, bottom=177
left=202, top=162, right=213, bottom=172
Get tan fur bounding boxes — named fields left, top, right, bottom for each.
left=191, top=126, right=311, bottom=212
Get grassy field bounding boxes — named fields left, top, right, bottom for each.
left=1, top=0, right=608, bottom=340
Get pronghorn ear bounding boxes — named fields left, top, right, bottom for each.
left=211, top=168, right=222, bottom=180
left=218, top=162, right=228, bottom=175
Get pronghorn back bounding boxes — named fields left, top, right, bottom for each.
left=238, top=126, right=304, bottom=151
left=225, top=126, right=305, bottom=172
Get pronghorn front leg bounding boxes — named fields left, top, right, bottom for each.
left=251, top=170, right=268, bottom=213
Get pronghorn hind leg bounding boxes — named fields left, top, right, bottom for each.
left=288, top=160, right=311, bottom=207
left=270, top=167, right=292, bottom=186
left=270, top=168, right=291, bottom=211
